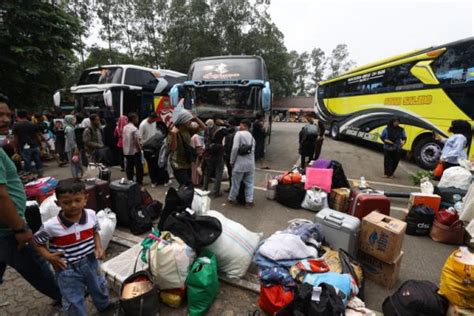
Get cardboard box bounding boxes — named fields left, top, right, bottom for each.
left=447, top=305, right=474, bottom=316
left=398, top=208, right=409, bottom=221
left=329, top=188, right=351, bottom=212
left=408, top=193, right=441, bottom=213
left=359, top=211, right=407, bottom=263
left=358, top=250, right=403, bottom=288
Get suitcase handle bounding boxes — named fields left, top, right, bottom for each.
left=324, top=213, right=343, bottom=227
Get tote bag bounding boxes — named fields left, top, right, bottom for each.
left=305, top=167, right=333, bottom=192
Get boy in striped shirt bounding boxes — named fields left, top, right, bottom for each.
left=34, top=179, right=110, bottom=315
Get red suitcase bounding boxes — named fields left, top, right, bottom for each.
left=84, top=179, right=110, bottom=212
left=348, top=188, right=390, bottom=219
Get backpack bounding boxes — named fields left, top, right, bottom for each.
left=129, top=206, right=153, bottom=235
left=406, top=205, right=435, bottom=236
left=382, top=280, right=448, bottom=316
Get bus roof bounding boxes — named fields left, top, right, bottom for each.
left=191, top=55, right=264, bottom=63
left=320, top=37, right=474, bottom=85
left=83, top=64, right=186, bottom=78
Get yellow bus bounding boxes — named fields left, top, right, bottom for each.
left=315, top=37, right=474, bottom=169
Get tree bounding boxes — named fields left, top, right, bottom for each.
left=0, top=1, right=81, bottom=109
left=84, top=46, right=134, bottom=68
left=310, top=48, right=326, bottom=84
left=288, top=50, right=310, bottom=96
left=327, top=44, right=355, bottom=79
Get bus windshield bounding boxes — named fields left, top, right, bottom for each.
left=191, top=58, right=263, bottom=81
left=78, top=67, right=123, bottom=85
left=79, top=93, right=106, bottom=109
left=190, top=86, right=260, bottom=117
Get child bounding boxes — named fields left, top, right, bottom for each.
left=33, top=179, right=111, bottom=315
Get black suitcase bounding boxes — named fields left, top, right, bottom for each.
left=110, top=179, right=142, bottom=226
left=84, top=179, right=110, bottom=212
left=25, top=202, right=42, bottom=233
left=99, top=167, right=111, bottom=182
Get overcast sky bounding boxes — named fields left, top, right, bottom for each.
left=268, top=0, right=474, bottom=66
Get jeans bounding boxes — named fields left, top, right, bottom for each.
left=203, top=156, right=225, bottom=195
left=21, top=146, right=43, bottom=176
left=0, top=234, right=61, bottom=301
left=144, top=151, right=159, bottom=185
left=173, top=167, right=191, bottom=187
left=125, top=152, right=144, bottom=185
left=229, top=170, right=255, bottom=203
left=56, top=255, right=109, bottom=316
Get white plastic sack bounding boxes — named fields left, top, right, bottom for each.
left=39, top=194, right=60, bottom=223
left=438, top=166, right=472, bottom=190
left=191, top=189, right=211, bottom=215
left=301, top=187, right=328, bottom=212
left=204, top=210, right=262, bottom=278
left=420, top=177, right=434, bottom=194
left=460, top=184, right=474, bottom=223
left=96, top=209, right=117, bottom=251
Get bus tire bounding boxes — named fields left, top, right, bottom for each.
left=330, top=122, right=341, bottom=140
left=413, top=136, right=442, bottom=170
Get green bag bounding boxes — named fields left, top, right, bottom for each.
left=186, top=250, right=219, bottom=316
left=140, top=227, right=161, bottom=263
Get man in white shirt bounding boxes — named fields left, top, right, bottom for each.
left=122, top=112, right=143, bottom=185
left=139, top=112, right=158, bottom=186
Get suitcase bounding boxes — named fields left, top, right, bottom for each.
left=84, top=179, right=110, bottom=212
left=348, top=188, right=390, bottom=219
left=110, top=179, right=142, bottom=226
left=329, top=188, right=350, bottom=212
left=25, top=201, right=42, bottom=233
left=314, top=208, right=360, bottom=256
left=99, top=167, right=111, bottom=182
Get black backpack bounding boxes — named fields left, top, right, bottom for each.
left=330, top=161, right=350, bottom=189
left=277, top=283, right=345, bottom=316
left=275, top=183, right=306, bottom=209
left=382, top=280, right=448, bottom=316
left=406, top=205, right=435, bottom=236
left=129, top=207, right=153, bottom=235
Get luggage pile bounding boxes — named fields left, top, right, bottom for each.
left=113, top=187, right=262, bottom=315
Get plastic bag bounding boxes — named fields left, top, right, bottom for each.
left=39, top=194, right=60, bottom=223
left=438, top=166, right=472, bottom=191
left=301, top=187, right=328, bottom=212
left=186, top=250, right=219, bottom=316
left=96, top=208, right=117, bottom=251
left=191, top=189, right=211, bottom=215
left=420, top=177, right=434, bottom=194
left=460, top=184, right=474, bottom=222
left=204, top=210, right=262, bottom=278
left=439, top=247, right=474, bottom=308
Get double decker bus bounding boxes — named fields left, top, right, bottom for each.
left=170, top=55, right=272, bottom=138
left=315, top=37, right=474, bottom=169
left=53, top=64, right=186, bottom=120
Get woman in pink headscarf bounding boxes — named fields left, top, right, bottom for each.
left=114, top=115, right=128, bottom=171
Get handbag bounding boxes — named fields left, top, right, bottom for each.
left=433, top=161, right=444, bottom=178
left=238, top=138, right=254, bottom=155
left=266, top=174, right=279, bottom=200
left=430, top=219, right=464, bottom=244
left=305, top=167, right=333, bottom=192
left=301, top=187, right=328, bottom=212
left=120, top=253, right=160, bottom=316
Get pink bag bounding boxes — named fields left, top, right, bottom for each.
left=305, top=167, right=333, bottom=192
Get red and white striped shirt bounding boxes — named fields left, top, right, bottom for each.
left=34, top=209, right=99, bottom=263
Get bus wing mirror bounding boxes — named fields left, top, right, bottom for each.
left=53, top=91, right=61, bottom=107
left=169, top=84, right=183, bottom=107
left=262, top=82, right=271, bottom=111
left=103, top=90, right=113, bottom=107
left=154, top=78, right=169, bottom=94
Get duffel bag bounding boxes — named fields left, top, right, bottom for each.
left=149, top=231, right=196, bottom=290
left=275, top=182, right=306, bottom=209
left=435, top=209, right=459, bottom=226
left=406, top=205, right=435, bottom=236
left=120, top=270, right=160, bottom=316
left=382, top=280, right=448, bottom=316
left=186, top=250, right=219, bottom=316
left=430, top=219, right=464, bottom=245
left=258, top=285, right=294, bottom=315
left=25, top=176, right=57, bottom=199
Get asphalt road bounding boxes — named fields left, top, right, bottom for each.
left=18, top=122, right=456, bottom=314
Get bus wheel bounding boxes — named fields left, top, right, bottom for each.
left=330, top=122, right=341, bottom=140
left=414, top=137, right=442, bottom=170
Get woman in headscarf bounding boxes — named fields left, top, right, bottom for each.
left=64, top=115, right=83, bottom=179
left=437, top=120, right=471, bottom=169
left=114, top=115, right=128, bottom=171
left=168, top=110, right=206, bottom=186
left=380, top=117, right=407, bottom=178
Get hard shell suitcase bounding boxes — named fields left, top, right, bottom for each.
left=349, top=188, right=390, bottom=219
left=314, top=208, right=361, bottom=256
left=110, top=179, right=142, bottom=226
left=84, top=179, right=110, bottom=212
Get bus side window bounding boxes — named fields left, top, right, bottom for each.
left=432, top=42, right=474, bottom=83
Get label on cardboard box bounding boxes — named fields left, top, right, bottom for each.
left=358, top=250, right=404, bottom=289
left=359, top=211, right=407, bottom=263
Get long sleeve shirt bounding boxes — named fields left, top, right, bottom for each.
left=441, top=134, right=467, bottom=164
left=230, top=130, right=255, bottom=173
